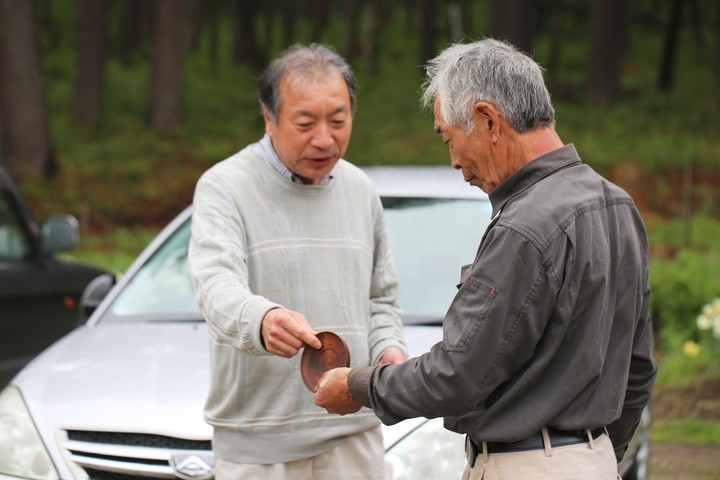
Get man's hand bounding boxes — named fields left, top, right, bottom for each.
left=378, top=346, right=406, bottom=365
left=261, top=308, right=321, bottom=357
left=314, top=368, right=362, bottom=415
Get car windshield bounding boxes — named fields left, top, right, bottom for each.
left=104, top=197, right=491, bottom=323
left=381, top=197, right=491, bottom=324
left=108, top=219, right=199, bottom=321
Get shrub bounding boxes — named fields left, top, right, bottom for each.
left=650, top=250, right=720, bottom=345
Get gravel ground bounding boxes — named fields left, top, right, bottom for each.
left=650, top=444, right=720, bottom=479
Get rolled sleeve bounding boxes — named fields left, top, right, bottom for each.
left=348, top=366, right=378, bottom=408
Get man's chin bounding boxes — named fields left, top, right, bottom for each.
left=296, top=167, right=334, bottom=185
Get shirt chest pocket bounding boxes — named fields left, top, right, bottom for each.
left=444, top=276, right=497, bottom=352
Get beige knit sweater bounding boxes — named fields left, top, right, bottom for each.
left=188, top=143, right=406, bottom=463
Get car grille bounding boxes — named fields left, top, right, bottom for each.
left=60, top=429, right=214, bottom=480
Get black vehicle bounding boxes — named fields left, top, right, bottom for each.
left=0, top=165, right=108, bottom=386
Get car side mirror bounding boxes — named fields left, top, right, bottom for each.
left=41, top=215, right=79, bottom=255
left=79, top=273, right=116, bottom=320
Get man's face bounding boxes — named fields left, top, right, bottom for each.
left=264, top=72, right=352, bottom=185
left=433, top=98, right=498, bottom=193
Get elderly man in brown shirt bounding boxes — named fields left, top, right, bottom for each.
left=315, top=38, right=657, bottom=480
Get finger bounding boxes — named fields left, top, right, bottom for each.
left=318, top=368, right=337, bottom=391
left=266, top=340, right=298, bottom=358
left=288, top=314, right=321, bottom=349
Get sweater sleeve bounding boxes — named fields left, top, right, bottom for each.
left=367, top=193, right=407, bottom=364
left=188, top=168, right=280, bottom=356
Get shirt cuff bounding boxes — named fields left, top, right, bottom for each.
left=348, top=365, right=378, bottom=408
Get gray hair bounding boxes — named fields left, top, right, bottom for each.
left=258, top=43, right=357, bottom=124
left=421, top=39, right=555, bottom=133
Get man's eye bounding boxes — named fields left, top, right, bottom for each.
left=331, top=119, right=346, bottom=127
left=296, top=123, right=314, bottom=129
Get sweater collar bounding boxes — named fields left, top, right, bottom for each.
left=488, top=144, right=582, bottom=218
left=254, top=134, right=335, bottom=186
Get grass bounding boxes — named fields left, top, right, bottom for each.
left=652, top=418, right=720, bottom=446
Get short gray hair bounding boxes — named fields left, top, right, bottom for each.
left=259, top=43, right=357, bottom=124
left=421, top=39, right=555, bottom=133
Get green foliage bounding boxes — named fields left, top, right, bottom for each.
left=647, top=216, right=720, bottom=390
left=16, top=1, right=717, bottom=229
left=654, top=333, right=720, bottom=387
left=650, top=250, right=720, bottom=342
left=65, top=226, right=159, bottom=276
left=652, top=418, right=720, bottom=447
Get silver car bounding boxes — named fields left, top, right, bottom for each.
left=0, top=166, right=650, bottom=480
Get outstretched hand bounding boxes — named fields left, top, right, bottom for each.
left=261, top=308, right=321, bottom=358
left=314, top=368, right=362, bottom=415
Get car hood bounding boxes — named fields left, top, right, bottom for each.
left=13, top=321, right=444, bottom=468
left=15, top=322, right=212, bottom=441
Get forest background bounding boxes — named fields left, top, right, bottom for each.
left=1, top=0, right=719, bottom=461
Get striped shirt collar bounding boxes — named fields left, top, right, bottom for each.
left=253, top=134, right=334, bottom=186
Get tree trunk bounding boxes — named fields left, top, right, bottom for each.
left=586, top=0, right=629, bottom=104
left=687, top=0, right=704, bottom=45
left=419, top=0, right=437, bottom=66
left=187, top=0, right=205, bottom=54
left=230, top=0, right=265, bottom=70
left=118, top=0, right=153, bottom=66
left=657, top=0, right=686, bottom=91
left=486, top=0, right=508, bottom=40
left=345, top=0, right=363, bottom=63
left=311, top=0, right=331, bottom=42
left=280, top=0, right=297, bottom=48
left=506, top=0, right=536, bottom=54
left=149, top=0, right=189, bottom=130
left=485, top=0, right=536, bottom=53
left=546, top=0, right=565, bottom=89
left=36, top=0, right=59, bottom=51
left=362, top=0, right=379, bottom=73
left=716, top=0, right=720, bottom=82
left=205, top=0, right=220, bottom=65
left=74, top=0, right=108, bottom=126
left=448, top=0, right=464, bottom=42
left=0, top=0, right=57, bottom=180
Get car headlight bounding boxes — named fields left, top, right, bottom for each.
left=0, top=386, right=59, bottom=480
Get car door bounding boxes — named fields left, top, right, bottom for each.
left=0, top=173, right=106, bottom=386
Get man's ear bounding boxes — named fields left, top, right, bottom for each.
left=261, top=104, right=275, bottom=135
left=473, top=102, right=499, bottom=130
left=473, top=102, right=501, bottom=143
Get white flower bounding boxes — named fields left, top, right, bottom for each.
left=697, top=314, right=712, bottom=330
left=713, top=318, right=720, bottom=340
left=697, top=298, right=720, bottom=340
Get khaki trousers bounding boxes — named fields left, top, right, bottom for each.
left=214, top=426, right=387, bottom=480
left=462, top=431, right=620, bottom=480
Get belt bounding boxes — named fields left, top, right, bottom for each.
left=465, top=427, right=606, bottom=468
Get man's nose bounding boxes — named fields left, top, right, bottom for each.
left=311, top=123, right=333, bottom=149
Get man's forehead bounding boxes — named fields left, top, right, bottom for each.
left=277, top=72, right=350, bottom=116
left=283, top=70, right=345, bottom=91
